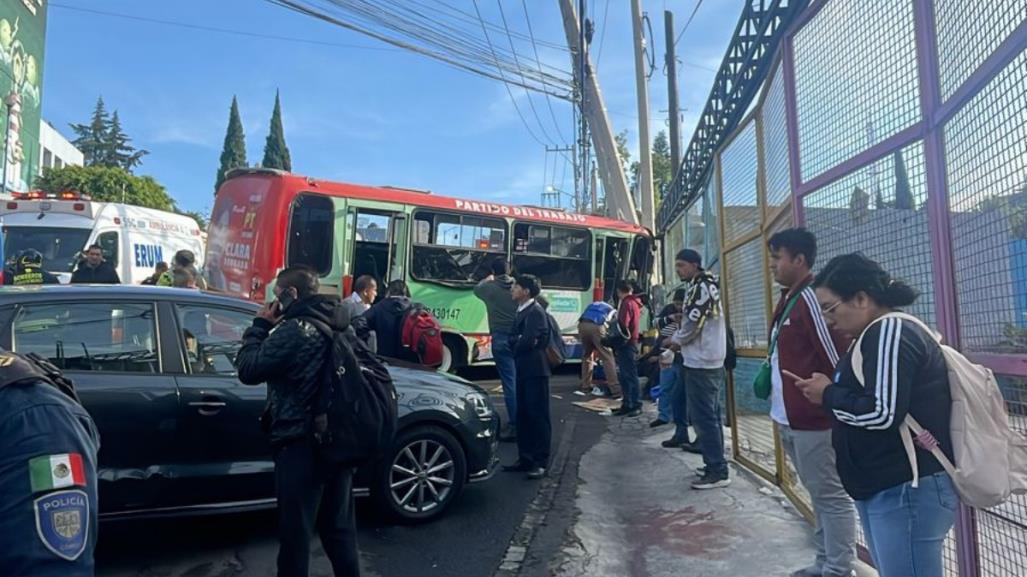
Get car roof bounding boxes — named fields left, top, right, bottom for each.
left=0, top=285, right=259, bottom=309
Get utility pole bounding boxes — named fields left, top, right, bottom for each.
left=577, top=0, right=588, bottom=214
left=664, top=10, right=682, bottom=173
left=557, top=0, right=637, bottom=224
left=631, top=0, right=654, bottom=231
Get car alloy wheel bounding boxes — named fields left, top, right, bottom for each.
left=389, top=438, right=456, bottom=515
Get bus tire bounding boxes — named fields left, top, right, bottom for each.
left=439, top=334, right=466, bottom=374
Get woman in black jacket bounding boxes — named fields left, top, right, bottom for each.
left=794, top=253, right=956, bottom=577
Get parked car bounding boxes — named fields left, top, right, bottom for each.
left=0, top=285, right=500, bottom=522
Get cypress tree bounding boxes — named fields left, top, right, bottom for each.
left=261, top=90, right=292, bottom=172
left=107, top=111, right=148, bottom=172
left=215, top=96, right=249, bottom=194
left=70, top=97, right=110, bottom=167
left=893, top=150, right=914, bottom=210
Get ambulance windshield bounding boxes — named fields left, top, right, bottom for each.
left=2, top=226, right=91, bottom=272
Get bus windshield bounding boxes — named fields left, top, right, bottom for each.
left=2, top=226, right=90, bottom=272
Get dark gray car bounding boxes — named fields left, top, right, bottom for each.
left=0, top=286, right=500, bottom=523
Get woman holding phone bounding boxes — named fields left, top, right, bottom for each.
left=790, top=253, right=956, bottom=577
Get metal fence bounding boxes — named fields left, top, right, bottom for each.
left=661, top=1, right=1026, bottom=574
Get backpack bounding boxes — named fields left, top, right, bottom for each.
left=545, top=313, right=567, bottom=368
left=0, top=351, right=81, bottom=404
left=304, top=318, right=398, bottom=467
left=851, top=312, right=1027, bottom=508
left=401, top=304, right=444, bottom=367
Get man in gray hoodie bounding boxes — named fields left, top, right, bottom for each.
left=474, top=259, right=519, bottom=441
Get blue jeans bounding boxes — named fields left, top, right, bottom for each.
left=855, top=473, right=958, bottom=577
left=615, top=343, right=641, bottom=410
left=658, top=364, right=689, bottom=431
left=491, top=332, right=517, bottom=428
left=684, top=366, right=727, bottom=476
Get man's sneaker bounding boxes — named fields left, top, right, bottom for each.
left=612, top=405, right=631, bottom=416
left=649, top=418, right=668, bottom=428
left=661, top=438, right=687, bottom=448
left=573, top=390, right=588, bottom=397
left=623, top=407, right=643, bottom=418
left=691, top=473, right=730, bottom=490
left=591, top=386, right=605, bottom=396
left=694, top=466, right=706, bottom=478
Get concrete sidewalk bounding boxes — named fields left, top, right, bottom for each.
left=548, top=405, right=877, bottom=577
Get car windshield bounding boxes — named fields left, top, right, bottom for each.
left=2, top=226, right=90, bottom=272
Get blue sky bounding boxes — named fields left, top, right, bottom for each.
left=42, top=0, right=739, bottom=217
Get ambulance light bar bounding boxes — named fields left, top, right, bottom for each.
left=11, top=190, right=92, bottom=201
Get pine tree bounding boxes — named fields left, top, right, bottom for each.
left=70, top=97, right=110, bottom=167
left=893, top=150, right=914, bottom=210
left=215, top=96, right=248, bottom=194
left=651, top=131, right=674, bottom=200
left=261, top=91, right=291, bottom=172
left=108, top=111, right=148, bottom=172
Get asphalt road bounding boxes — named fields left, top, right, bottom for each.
left=94, top=367, right=609, bottom=577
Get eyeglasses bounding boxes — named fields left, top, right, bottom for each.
left=820, top=300, right=843, bottom=315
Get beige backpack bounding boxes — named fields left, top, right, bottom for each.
left=851, top=312, right=1027, bottom=508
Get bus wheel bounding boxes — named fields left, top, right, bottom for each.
left=439, top=335, right=465, bottom=374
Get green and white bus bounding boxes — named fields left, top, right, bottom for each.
left=206, top=168, right=655, bottom=371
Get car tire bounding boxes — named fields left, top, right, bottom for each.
left=372, top=425, right=467, bottom=523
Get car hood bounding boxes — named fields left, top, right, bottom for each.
left=385, top=362, right=487, bottom=397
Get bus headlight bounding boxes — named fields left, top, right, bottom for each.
left=465, top=392, right=494, bottom=419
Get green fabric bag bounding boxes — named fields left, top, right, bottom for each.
left=753, top=290, right=805, bottom=400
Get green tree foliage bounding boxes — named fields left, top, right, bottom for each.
left=261, top=91, right=292, bottom=171
left=69, top=97, right=148, bottom=172
left=893, top=150, right=914, bottom=210
left=177, top=209, right=208, bottom=231
left=652, top=130, right=674, bottom=201
left=36, top=165, right=174, bottom=212
left=215, top=96, right=248, bottom=194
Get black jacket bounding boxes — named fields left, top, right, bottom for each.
left=235, top=294, right=346, bottom=445
left=70, top=261, right=121, bottom=284
left=509, top=301, right=551, bottom=379
left=352, top=296, right=413, bottom=361
left=824, top=317, right=953, bottom=501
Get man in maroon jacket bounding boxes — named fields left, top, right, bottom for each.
left=612, top=280, right=644, bottom=417
left=767, top=229, right=856, bottom=577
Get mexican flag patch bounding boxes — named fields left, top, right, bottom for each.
left=29, top=454, right=86, bottom=493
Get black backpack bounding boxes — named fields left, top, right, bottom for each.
left=303, top=318, right=398, bottom=467
left=0, top=351, right=81, bottom=403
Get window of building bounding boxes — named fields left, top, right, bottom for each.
left=42, top=148, right=52, bottom=169
left=410, top=210, right=507, bottom=284
left=13, top=302, right=159, bottom=373
left=287, top=193, right=334, bottom=275
left=512, top=223, right=591, bottom=290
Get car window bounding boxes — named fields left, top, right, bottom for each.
left=175, top=305, right=251, bottom=376
left=13, top=302, right=159, bottom=373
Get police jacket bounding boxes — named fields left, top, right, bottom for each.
left=70, top=261, right=121, bottom=284
left=235, top=295, right=345, bottom=446
left=0, top=361, right=100, bottom=576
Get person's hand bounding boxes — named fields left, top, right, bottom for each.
left=257, top=300, right=283, bottom=324
left=792, top=372, right=831, bottom=405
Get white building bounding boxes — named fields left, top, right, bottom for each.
left=38, top=119, right=83, bottom=173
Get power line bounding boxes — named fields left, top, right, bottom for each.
left=594, top=0, right=611, bottom=70
left=470, top=0, right=548, bottom=146
left=49, top=2, right=398, bottom=52
left=520, top=0, right=570, bottom=144
left=266, top=0, right=574, bottom=100
left=674, top=0, right=704, bottom=46
left=495, top=0, right=556, bottom=145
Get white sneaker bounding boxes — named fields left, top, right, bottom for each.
left=573, top=390, right=587, bottom=397
left=591, top=387, right=604, bottom=396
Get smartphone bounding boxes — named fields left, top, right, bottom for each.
left=277, top=290, right=296, bottom=311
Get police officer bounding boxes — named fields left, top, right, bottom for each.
left=3, top=249, right=60, bottom=285
left=0, top=350, right=100, bottom=576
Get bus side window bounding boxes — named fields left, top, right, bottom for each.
left=628, top=235, right=652, bottom=290
left=97, top=231, right=119, bottom=268
left=287, top=194, right=334, bottom=275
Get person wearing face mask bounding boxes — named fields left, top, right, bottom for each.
left=235, top=266, right=361, bottom=577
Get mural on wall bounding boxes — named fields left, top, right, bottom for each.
left=0, top=0, right=45, bottom=193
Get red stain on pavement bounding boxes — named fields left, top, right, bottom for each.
left=625, top=507, right=746, bottom=577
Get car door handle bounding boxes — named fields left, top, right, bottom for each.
left=188, top=399, right=227, bottom=416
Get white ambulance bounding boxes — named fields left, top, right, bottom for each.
left=1, top=190, right=205, bottom=284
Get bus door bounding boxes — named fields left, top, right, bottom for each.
left=628, top=235, right=654, bottom=292
left=344, top=202, right=407, bottom=299
left=601, top=236, right=629, bottom=303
